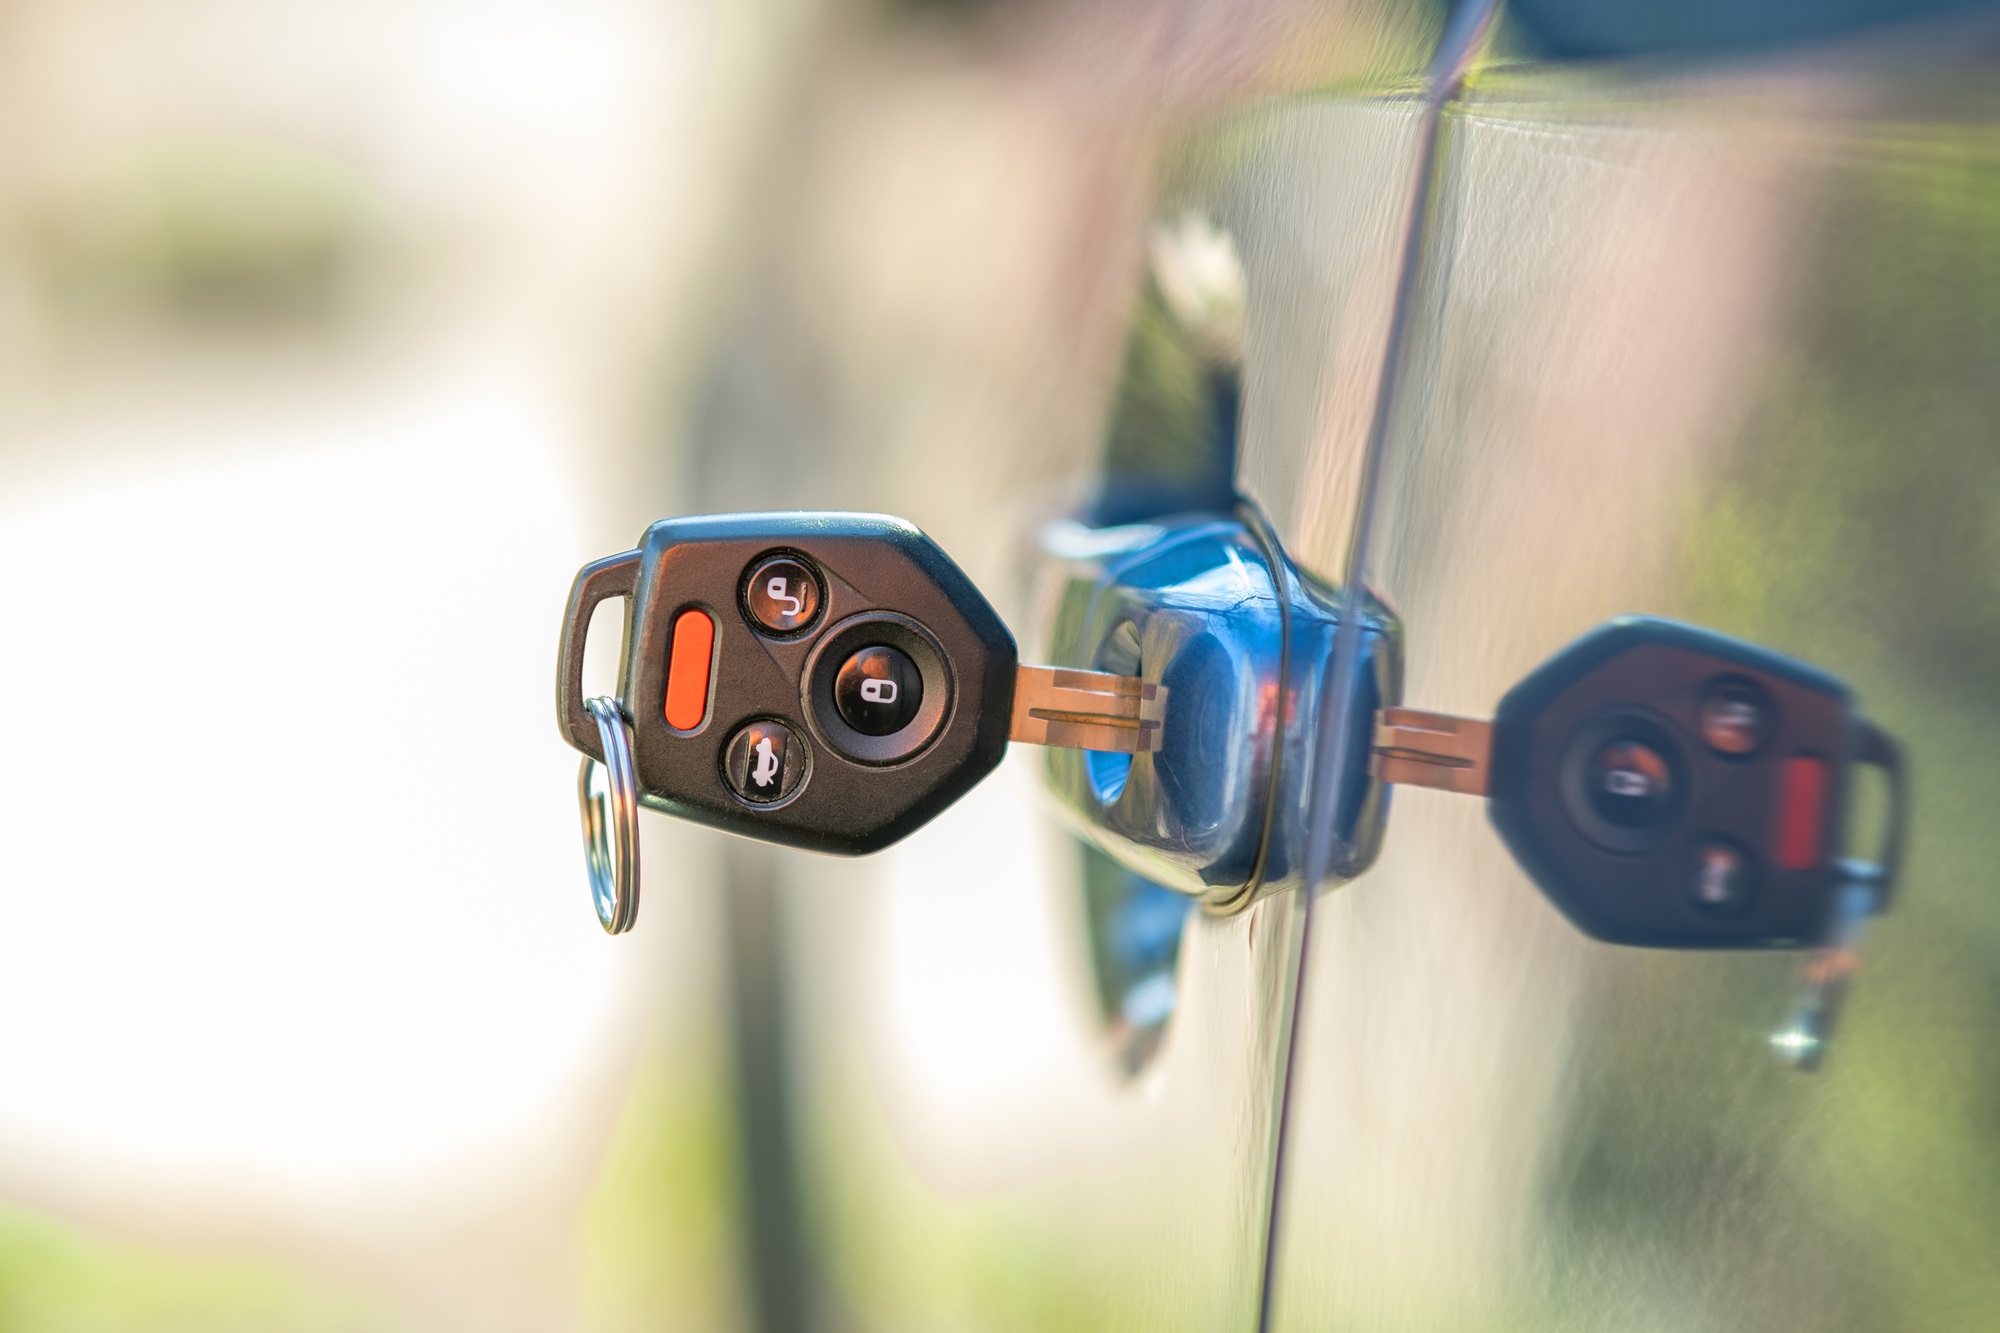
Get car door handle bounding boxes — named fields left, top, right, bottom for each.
left=1020, top=507, right=1402, bottom=914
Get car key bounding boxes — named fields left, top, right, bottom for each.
left=556, top=512, right=1165, bottom=931
left=1372, top=616, right=1907, bottom=1069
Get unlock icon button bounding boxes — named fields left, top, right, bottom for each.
left=742, top=554, right=823, bottom=635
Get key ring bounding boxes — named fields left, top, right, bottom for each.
left=578, top=696, right=640, bottom=934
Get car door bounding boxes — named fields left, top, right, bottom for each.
left=1251, top=30, right=2000, bottom=1333
left=676, top=6, right=2000, bottom=1331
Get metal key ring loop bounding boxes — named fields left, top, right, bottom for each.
left=578, top=696, right=640, bottom=934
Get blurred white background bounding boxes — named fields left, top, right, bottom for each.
left=0, top=0, right=773, bottom=1324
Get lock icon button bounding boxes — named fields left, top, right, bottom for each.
left=834, top=645, right=924, bottom=736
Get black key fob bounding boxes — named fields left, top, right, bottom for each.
left=556, top=513, right=1018, bottom=856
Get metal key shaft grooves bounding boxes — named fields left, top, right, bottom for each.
left=1008, top=665, right=1166, bottom=753
left=1371, top=707, right=1494, bottom=796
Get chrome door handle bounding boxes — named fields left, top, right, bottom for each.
left=1021, top=508, right=1401, bottom=914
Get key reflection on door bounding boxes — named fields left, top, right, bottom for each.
left=1078, top=844, right=1192, bottom=1076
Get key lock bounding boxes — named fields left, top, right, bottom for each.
left=558, top=508, right=1907, bottom=1069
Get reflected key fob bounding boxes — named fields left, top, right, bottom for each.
left=1482, top=618, right=1904, bottom=950
left=1374, top=616, right=1908, bottom=1067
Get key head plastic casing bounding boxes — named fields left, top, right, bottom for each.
left=1488, top=617, right=1860, bottom=949
left=557, top=513, right=1018, bottom=855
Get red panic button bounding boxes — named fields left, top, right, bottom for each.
left=1774, top=755, right=1828, bottom=871
left=664, top=609, right=716, bottom=731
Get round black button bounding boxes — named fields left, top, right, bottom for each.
left=1586, top=737, right=1676, bottom=831
left=1699, top=677, right=1772, bottom=758
left=833, top=646, right=923, bottom=736
left=742, top=555, right=822, bottom=637
left=1688, top=839, right=1757, bottom=915
left=722, top=719, right=807, bottom=804
left=1560, top=712, right=1691, bottom=854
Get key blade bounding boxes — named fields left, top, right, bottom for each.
left=1009, top=665, right=1166, bottom=754
left=1372, top=707, right=1493, bottom=797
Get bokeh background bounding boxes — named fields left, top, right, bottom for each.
left=0, top=0, right=1410, bottom=1327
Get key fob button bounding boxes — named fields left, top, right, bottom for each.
left=1688, top=839, right=1758, bottom=916
left=722, top=719, right=808, bottom=804
left=1699, top=677, right=1773, bottom=758
left=742, top=554, right=823, bottom=637
left=1587, top=738, right=1675, bottom=828
left=1559, top=712, right=1690, bottom=853
left=834, top=646, right=924, bottom=736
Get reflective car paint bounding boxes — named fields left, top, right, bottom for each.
left=681, top=8, right=2000, bottom=1329
left=1252, top=55, right=2000, bottom=1333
